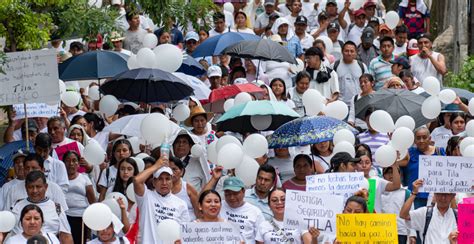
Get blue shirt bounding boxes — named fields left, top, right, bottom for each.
left=244, top=187, right=273, bottom=221
left=286, top=36, right=303, bottom=58
left=368, top=55, right=395, bottom=87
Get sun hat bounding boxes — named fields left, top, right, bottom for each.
left=184, top=106, right=214, bottom=127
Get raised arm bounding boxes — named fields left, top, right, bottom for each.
left=400, top=179, right=423, bottom=220
left=133, top=157, right=165, bottom=197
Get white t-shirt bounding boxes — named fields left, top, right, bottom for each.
left=98, top=165, right=118, bottom=195
left=407, top=205, right=457, bottom=244
left=346, top=24, right=366, bottom=46
left=136, top=188, right=190, bottom=243
left=308, top=69, right=340, bottom=100
left=333, top=60, right=367, bottom=105
left=256, top=218, right=303, bottom=243
left=123, top=28, right=147, bottom=54
left=394, top=42, right=408, bottom=56
left=220, top=201, right=266, bottom=244
left=209, top=28, right=229, bottom=38
left=410, top=52, right=444, bottom=84
left=0, top=179, right=23, bottom=210
left=65, top=173, right=93, bottom=217
left=12, top=198, right=71, bottom=235
left=43, top=156, right=69, bottom=191
left=5, top=180, right=68, bottom=212
left=381, top=187, right=413, bottom=236
left=87, top=237, right=130, bottom=244
left=5, top=232, right=60, bottom=244
left=93, top=131, right=110, bottom=151
left=431, top=126, right=452, bottom=149
left=231, top=28, right=256, bottom=35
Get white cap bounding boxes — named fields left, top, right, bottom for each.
left=207, top=65, right=222, bottom=78
left=153, top=167, right=173, bottom=178
left=233, top=77, right=248, bottom=85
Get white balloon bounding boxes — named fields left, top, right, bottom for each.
left=102, top=198, right=122, bottom=218
left=140, top=113, right=170, bottom=144
left=207, top=140, right=219, bottom=164
left=250, top=115, right=272, bottom=131
left=421, top=96, right=442, bottom=119
left=172, top=104, right=190, bottom=121
left=395, top=115, right=416, bottom=131
left=466, top=120, right=474, bottom=137
left=333, top=129, right=355, bottom=145
left=83, top=203, right=113, bottom=231
left=83, top=141, right=106, bottom=165
left=59, top=79, right=66, bottom=97
left=99, top=95, right=119, bottom=117
left=375, top=145, right=397, bottom=167
left=131, top=157, right=145, bottom=172
left=243, top=133, right=268, bottom=158
left=106, top=192, right=128, bottom=209
left=135, top=152, right=150, bottom=159
left=190, top=144, right=205, bottom=158
left=137, top=48, right=156, bottom=69
left=460, top=137, right=474, bottom=155
left=126, top=184, right=136, bottom=203
left=369, top=110, right=395, bottom=133
left=223, top=2, right=234, bottom=13
left=316, top=36, right=334, bottom=53
left=469, top=98, right=474, bottom=115
left=127, top=54, right=139, bottom=70
left=154, top=44, right=183, bottom=72
left=62, top=91, right=81, bottom=107
left=323, top=101, right=348, bottom=120
left=462, top=144, right=474, bottom=157
left=350, top=0, right=365, bottom=9
left=143, top=33, right=158, bottom=49
left=391, top=127, right=414, bottom=150
left=156, top=219, right=181, bottom=242
left=333, top=141, right=355, bottom=157
left=223, top=99, right=235, bottom=112
left=439, top=89, right=457, bottom=104
left=302, top=89, right=326, bottom=116
left=127, top=137, right=140, bottom=154
left=216, top=135, right=242, bottom=153
left=217, top=143, right=244, bottom=169
left=422, top=76, right=441, bottom=96
left=88, top=85, right=101, bottom=101
left=290, top=58, right=305, bottom=74
left=235, top=155, right=260, bottom=187
left=234, top=92, right=252, bottom=106
left=0, top=211, right=16, bottom=232
left=385, top=11, right=400, bottom=29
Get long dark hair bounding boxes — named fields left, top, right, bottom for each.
left=446, top=136, right=463, bottom=156
left=110, top=139, right=134, bottom=166
left=113, top=158, right=139, bottom=195
left=270, top=78, right=288, bottom=101
left=84, top=113, right=106, bottom=132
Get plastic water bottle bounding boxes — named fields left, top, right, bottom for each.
left=160, top=142, right=171, bottom=163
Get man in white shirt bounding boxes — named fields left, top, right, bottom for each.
left=394, top=25, right=409, bottom=56
left=122, top=11, right=147, bottom=54
left=220, top=176, right=266, bottom=244
left=400, top=179, right=458, bottom=244
left=254, top=0, right=279, bottom=36
left=345, top=9, right=367, bottom=46
left=294, top=16, right=314, bottom=51
left=133, top=158, right=190, bottom=243
left=34, top=133, right=69, bottom=192
left=410, top=33, right=447, bottom=84
left=284, top=0, right=302, bottom=29
left=0, top=151, right=26, bottom=210
left=209, top=12, right=229, bottom=37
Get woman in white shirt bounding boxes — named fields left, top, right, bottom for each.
left=288, top=71, right=311, bottom=116
left=169, top=157, right=200, bottom=220
left=231, top=11, right=255, bottom=35
left=311, top=140, right=334, bottom=173
left=269, top=78, right=296, bottom=109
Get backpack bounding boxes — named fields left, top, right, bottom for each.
left=333, top=59, right=366, bottom=74
left=422, top=206, right=458, bottom=244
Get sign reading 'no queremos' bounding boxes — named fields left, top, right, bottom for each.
left=0, top=49, right=59, bottom=106
left=181, top=222, right=243, bottom=243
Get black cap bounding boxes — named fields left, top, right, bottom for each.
left=369, top=17, right=380, bottom=24
left=361, top=26, right=375, bottom=43
left=326, top=0, right=337, bottom=6
left=390, top=56, right=411, bottom=69
left=417, top=33, right=432, bottom=42
left=330, top=152, right=361, bottom=167
left=21, top=120, right=39, bottom=132
left=327, top=22, right=340, bottom=32
left=295, top=16, right=308, bottom=25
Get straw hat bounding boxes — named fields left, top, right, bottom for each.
left=184, top=106, right=214, bottom=127
left=110, top=31, right=125, bottom=42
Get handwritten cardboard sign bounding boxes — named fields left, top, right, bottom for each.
left=418, top=156, right=474, bottom=193
left=306, top=172, right=367, bottom=201
left=181, top=222, right=242, bottom=243
left=459, top=203, right=474, bottom=243
left=283, top=190, right=343, bottom=236
left=336, top=213, right=398, bottom=243
left=0, top=49, right=59, bottom=106
left=13, top=103, right=59, bottom=119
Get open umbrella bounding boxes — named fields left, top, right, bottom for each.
left=0, top=141, right=33, bottom=186
left=216, top=100, right=300, bottom=133
left=100, top=68, right=194, bottom=103
left=176, top=56, right=206, bottom=76
left=172, top=72, right=211, bottom=100
left=355, top=88, right=432, bottom=128
left=58, top=51, right=129, bottom=81
left=420, top=87, right=474, bottom=100
left=103, top=114, right=181, bottom=138
left=221, top=39, right=297, bottom=64
left=191, top=32, right=260, bottom=58
left=267, top=116, right=358, bottom=148
left=203, top=83, right=265, bottom=113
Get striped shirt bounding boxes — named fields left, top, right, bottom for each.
left=368, top=55, right=395, bottom=87
left=357, top=131, right=390, bottom=167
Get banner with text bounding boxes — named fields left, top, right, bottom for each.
left=181, top=222, right=242, bottom=243
left=13, top=103, right=59, bottom=119
left=0, top=50, right=59, bottom=106
left=418, top=156, right=474, bottom=193
left=458, top=203, right=474, bottom=243
left=283, top=190, right=343, bottom=236
left=306, top=172, right=366, bottom=200
left=336, top=213, right=398, bottom=243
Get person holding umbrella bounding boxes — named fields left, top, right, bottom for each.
left=184, top=106, right=216, bottom=146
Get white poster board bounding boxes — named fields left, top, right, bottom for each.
left=306, top=172, right=367, bottom=201
left=181, top=222, right=242, bottom=243
left=283, top=190, right=343, bottom=236
left=419, top=155, right=474, bottom=193
left=13, top=103, right=59, bottom=119
left=0, top=49, right=59, bottom=106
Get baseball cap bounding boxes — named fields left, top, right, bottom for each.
left=407, top=39, right=420, bottom=56
left=264, top=0, right=274, bottom=6
left=354, top=9, right=366, bottom=17
left=327, top=22, right=340, bottom=32
left=363, top=1, right=376, bottom=8
left=369, top=17, right=380, bottom=25
left=185, top=31, right=199, bottom=42
left=417, top=33, right=432, bottom=42
left=207, top=65, right=222, bottom=78
left=361, top=27, right=375, bottom=43
left=330, top=152, right=361, bottom=167
left=12, top=149, right=28, bottom=162
left=390, top=56, right=411, bottom=69
left=153, top=167, right=173, bottom=178
left=318, top=11, right=328, bottom=21
left=379, top=24, right=391, bottom=33
left=295, top=16, right=308, bottom=25
left=21, top=120, right=39, bottom=132
left=326, top=0, right=337, bottom=6
left=223, top=177, right=245, bottom=192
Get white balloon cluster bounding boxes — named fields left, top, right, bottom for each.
left=127, top=35, right=184, bottom=73
left=421, top=76, right=457, bottom=119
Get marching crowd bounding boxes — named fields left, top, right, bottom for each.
left=1, top=0, right=473, bottom=243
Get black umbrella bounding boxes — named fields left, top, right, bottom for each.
left=100, top=68, right=194, bottom=103
left=221, top=39, right=297, bottom=64
left=420, top=87, right=474, bottom=100
left=355, top=89, right=432, bottom=128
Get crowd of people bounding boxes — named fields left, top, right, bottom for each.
left=0, top=0, right=473, bottom=243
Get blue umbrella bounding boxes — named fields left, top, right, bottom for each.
left=0, top=141, right=33, bottom=186
left=267, top=116, right=358, bottom=149
left=177, top=56, right=206, bottom=76
left=58, top=51, right=129, bottom=81
left=191, top=32, right=261, bottom=58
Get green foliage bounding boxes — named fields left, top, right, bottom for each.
left=445, top=56, right=474, bottom=92
left=0, top=51, right=6, bottom=74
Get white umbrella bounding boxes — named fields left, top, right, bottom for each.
left=103, top=114, right=181, bottom=138
left=173, top=72, right=211, bottom=100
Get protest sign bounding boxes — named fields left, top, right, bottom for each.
left=283, top=190, right=343, bottom=236
left=336, top=213, right=398, bottom=243
left=181, top=222, right=242, bottom=243
left=0, top=49, right=59, bottom=106
left=13, top=103, right=59, bottom=119
left=458, top=204, right=474, bottom=243
left=306, top=172, right=366, bottom=200
left=418, top=156, right=474, bottom=193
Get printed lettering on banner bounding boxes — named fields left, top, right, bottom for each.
left=283, top=190, right=343, bottom=237
left=458, top=203, right=474, bottom=243
left=0, top=49, right=59, bottom=106
left=418, top=156, right=474, bottom=193
left=181, top=222, right=242, bottom=243
left=306, top=172, right=366, bottom=201
left=336, top=213, right=398, bottom=243
left=13, top=103, right=59, bottom=119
